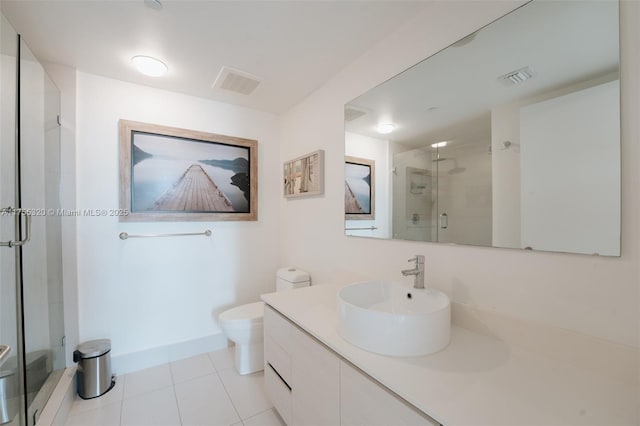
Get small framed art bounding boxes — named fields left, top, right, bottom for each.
left=283, top=150, right=324, bottom=198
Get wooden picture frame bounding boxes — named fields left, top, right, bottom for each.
left=283, top=149, right=325, bottom=198
left=345, top=156, right=375, bottom=220
left=119, top=119, right=258, bottom=222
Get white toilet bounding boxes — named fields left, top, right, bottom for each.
left=218, top=267, right=310, bottom=375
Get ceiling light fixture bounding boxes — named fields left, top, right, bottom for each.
left=376, top=123, right=396, bottom=134
left=131, top=55, right=168, bottom=77
left=431, top=141, right=448, bottom=148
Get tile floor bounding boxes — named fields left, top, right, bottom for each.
left=65, top=347, right=286, bottom=426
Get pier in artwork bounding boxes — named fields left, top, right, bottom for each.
left=154, top=164, right=234, bottom=211
left=344, top=182, right=363, bottom=214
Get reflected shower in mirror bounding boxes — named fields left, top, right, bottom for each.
left=344, top=0, right=620, bottom=256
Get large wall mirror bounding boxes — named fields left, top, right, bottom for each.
left=344, top=0, right=620, bottom=256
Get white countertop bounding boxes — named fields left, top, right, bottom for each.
left=261, top=283, right=639, bottom=426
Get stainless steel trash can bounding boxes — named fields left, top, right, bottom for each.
left=0, top=366, right=18, bottom=424
left=73, top=339, right=115, bottom=399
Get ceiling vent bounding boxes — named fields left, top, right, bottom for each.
left=498, top=66, right=536, bottom=85
left=452, top=31, right=477, bottom=48
left=344, top=106, right=367, bottom=122
left=144, top=0, right=163, bottom=10
left=212, top=66, right=261, bottom=95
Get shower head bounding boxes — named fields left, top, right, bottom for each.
left=448, top=166, right=466, bottom=175
left=432, top=154, right=466, bottom=174
left=435, top=157, right=465, bottom=174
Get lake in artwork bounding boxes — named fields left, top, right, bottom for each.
left=131, top=132, right=250, bottom=212
left=345, top=162, right=371, bottom=214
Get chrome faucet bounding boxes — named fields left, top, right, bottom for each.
left=401, top=255, right=425, bottom=289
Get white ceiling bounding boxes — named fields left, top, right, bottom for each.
left=1, top=0, right=428, bottom=114
left=345, top=0, right=619, bottom=148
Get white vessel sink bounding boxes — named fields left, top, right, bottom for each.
left=337, top=281, right=451, bottom=357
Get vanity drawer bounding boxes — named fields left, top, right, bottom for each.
left=265, top=362, right=292, bottom=425
left=264, top=305, right=293, bottom=353
left=340, top=361, right=438, bottom=426
left=265, top=334, right=291, bottom=385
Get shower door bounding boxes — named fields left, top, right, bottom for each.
left=0, top=15, right=65, bottom=426
left=19, top=37, right=65, bottom=426
left=435, top=143, right=492, bottom=246
left=0, top=15, right=26, bottom=426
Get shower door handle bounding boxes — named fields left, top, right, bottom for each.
left=439, top=212, right=448, bottom=229
left=12, top=209, right=32, bottom=247
left=0, top=207, right=32, bottom=247
left=0, top=345, right=11, bottom=368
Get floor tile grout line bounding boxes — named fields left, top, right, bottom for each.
left=203, top=351, right=217, bottom=373
left=243, top=407, right=278, bottom=424
left=217, top=369, right=244, bottom=423
left=168, top=361, right=185, bottom=426
left=119, top=374, right=126, bottom=426
left=210, top=345, right=237, bottom=373
left=68, top=351, right=239, bottom=426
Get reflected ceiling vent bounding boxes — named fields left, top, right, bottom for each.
left=144, top=0, right=163, bottom=10
left=344, top=105, right=367, bottom=121
left=498, top=66, right=536, bottom=85
left=344, top=106, right=367, bottom=122
left=212, top=66, right=261, bottom=95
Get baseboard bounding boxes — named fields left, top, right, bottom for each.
left=111, top=333, right=229, bottom=375
left=37, top=366, right=76, bottom=426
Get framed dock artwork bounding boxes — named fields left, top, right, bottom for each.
left=119, top=120, right=258, bottom=221
left=283, top=150, right=324, bottom=198
left=345, top=156, right=374, bottom=220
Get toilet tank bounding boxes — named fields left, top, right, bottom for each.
left=276, top=267, right=310, bottom=291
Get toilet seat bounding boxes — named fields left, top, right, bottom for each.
left=219, top=301, right=264, bottom=327
left=217, top=268, right=310, bottom=375
left=219, top=301, right=265, bottom=375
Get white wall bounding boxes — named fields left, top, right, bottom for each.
left=520, top=80, right=620, bottom=256
left=491, top=73, right=620, bottom=252
left=491, top=103, right=521, bottom=248
left=75, top=72, right=281, bottom=368
left=280, top=0, right=640, bottom=348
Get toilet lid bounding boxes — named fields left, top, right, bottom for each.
left=219, top=301, right=264, bottom=323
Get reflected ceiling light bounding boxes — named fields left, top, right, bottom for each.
left=131, top=55, right=168, bottom=77
left=431, top=141, right=448, bottom=148
left=376, top=123, right=396, bottom=134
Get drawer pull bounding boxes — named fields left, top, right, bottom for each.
left=267, top=362, right=291, bottom=391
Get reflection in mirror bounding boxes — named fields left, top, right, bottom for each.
left=344, top=0, right=620, bottom=256
left=345, top=156, right=375, bottom=221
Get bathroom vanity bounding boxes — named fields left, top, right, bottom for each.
left=261, top=284, right=638, bottom=426
left=263, top=304, right=436, bottom=425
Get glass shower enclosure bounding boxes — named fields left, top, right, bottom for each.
left=1, top=14, right=66, bottom=426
